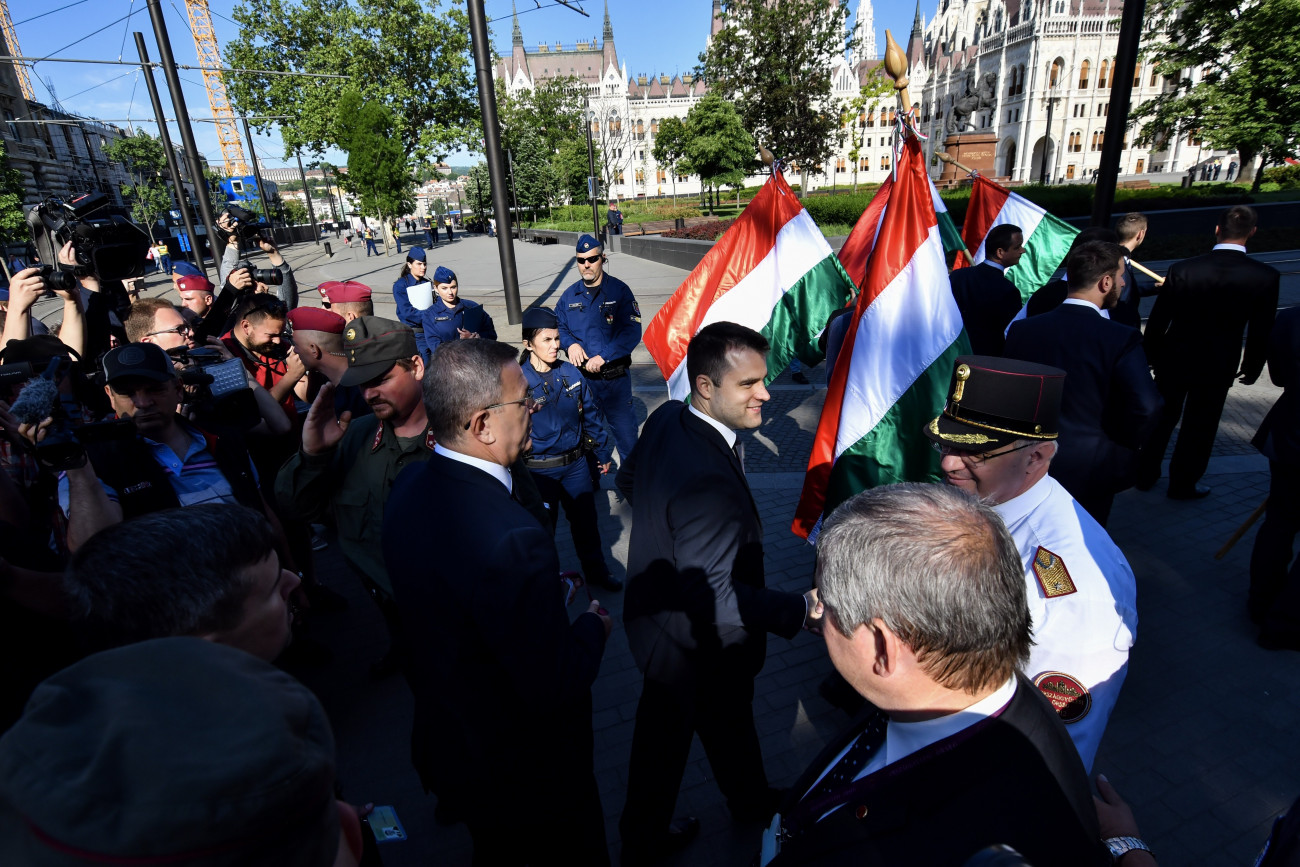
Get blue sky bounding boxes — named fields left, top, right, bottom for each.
left=11, top=0, right=915, bottom=172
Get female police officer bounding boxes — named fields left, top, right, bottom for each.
left=420, top=266, right=497, bottom=355
left=519, top=306, right=621, bottom=591
left=391, top=246, right=430, bottom=359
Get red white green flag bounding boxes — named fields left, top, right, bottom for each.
left=953, top=174, right=1079, bottom=302
left=793, top=137, right=971, bottom=539
left=642, top=171, right=857, bottom=399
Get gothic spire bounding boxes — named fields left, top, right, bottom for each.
left=603, top=0, right=614, bottom=41
left=911, top=0, right=923, bottom=36
left=512, top=0, right=523, bottom=47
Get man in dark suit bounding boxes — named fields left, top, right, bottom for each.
left=1250, top=305, right=1300, bottom=649
left=948, top=223, right=1024, bottom=355
left=1004, top=240, right=1163, bottom=526
left=383, top=339, right=612, bottom=865
left=1112, top=212, right=1160, bottom=329
left=1138, top=205, right=1280, bottom=499
left=1023, top=226, right=1120, bottom=319
left=761, top=484, right=1113, bottom=867
left=617, top=322, right=817, bottom=862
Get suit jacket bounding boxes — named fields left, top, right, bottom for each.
left=382, top=452, right=606, bottom=811
left=1004, top=303, right=1163, bottom=498
left=616, top=402, right=805, bottom=682
left=1026, top=276, right=1068, bottom=318
left=1254, top=306, right=1300, bottom=465
left=1111, top=259, right=1159, bottom=329
left=948, top=262, right=1023, bottom=356
left=1144, top=247, right=1280, bottom=384
left=769, top=674, right=1108, bottom=867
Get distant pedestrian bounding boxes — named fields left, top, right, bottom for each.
left=1214, top=162, right=1222, bottom=181
left=424, top=216, right=435, bottom=247
left=364, top=226, right=379, bottom=257
left=444, top=216, right=454, bottom=243
left=1228, top=161, right=1238, bottom=181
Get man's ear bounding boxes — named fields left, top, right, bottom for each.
left=693, top=374, right=714, bottom=402
left=411, top=355, right=425, bottom=380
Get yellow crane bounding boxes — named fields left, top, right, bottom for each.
left=0, top=0, right=35, bottom=101
left=183, top=0, right=249, bottom=176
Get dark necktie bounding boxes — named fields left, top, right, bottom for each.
left=732, top=439, right=745, bottom=472
left=804, top=713, right=888, bottom=804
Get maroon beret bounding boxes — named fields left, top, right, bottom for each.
left=318, top=280, right=372, bottom=303
left=175, top=274, right=215, bottom=296
left=287, top=307, right=346, bottom=334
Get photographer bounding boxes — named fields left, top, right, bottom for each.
left=0, top=254, right=85, bottom=358
left=215, top=207, right=298, bottom=309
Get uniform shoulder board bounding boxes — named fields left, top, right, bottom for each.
left=1032, top=546, right=1077, bottom=598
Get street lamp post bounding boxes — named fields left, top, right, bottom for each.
left=584, top=94, right=600, bottom=239
left=1040, top=75, right=1061, bottom=185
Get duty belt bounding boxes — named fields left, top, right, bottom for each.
left=524, top=448, right=584, bottom=469
left=579, top=356, right=631, bottom=380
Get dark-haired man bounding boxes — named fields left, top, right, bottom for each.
left=1005, top=241, right=1163, bottom=525
left=1112, top=212, right=1156, bottom=329
left=1024, top=226, right=1121, bottom=319
left=948, top=223, right=1025, bottom=355
left=618, top=321, right=820, bottom=860
left=222, top=293, right=305, bottom=418
left=1138, top=205, right=1280, bottom=499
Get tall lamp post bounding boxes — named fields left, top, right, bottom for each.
left=1039, top=74, right=1062, bottom=185
left=583, top=95, right=601, bottom=238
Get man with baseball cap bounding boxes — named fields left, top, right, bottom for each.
left=276, top=316, right=433, bottom=676
left=555, top=233, right=642, bottom=463
left=319, top=280, right=374, bottom=322
left=924, top=355, right=1137, bottom=772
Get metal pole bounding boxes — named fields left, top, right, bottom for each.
left=584, top=95, right=600, bottom=238
left=1039, top=95, right=1054, bottom=185
left=146, top=0, right=223, bottom=266
left=467, top=0, right=521, bottom=324
left=507, top=148, right=521, bottom=223
left=296, top=149, right=320, bottom=244
left=240, top=116, right=275, bottom=237
left=134, top=32, right=203, bottom=273
left=1090, top=0, right=1147, bottom=226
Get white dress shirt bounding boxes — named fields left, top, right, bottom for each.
left=433, top=443, right=513, bottom=493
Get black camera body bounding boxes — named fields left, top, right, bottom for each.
left=36, top=264, right=78, bottom=295
left=223, top=204, right=266, bottom=244
left=233, top=259, right=283, bottom=286
left=26, top=193, right=150, bottom=282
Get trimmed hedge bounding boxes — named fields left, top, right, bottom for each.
left=662, top=219, right=735, bottom=240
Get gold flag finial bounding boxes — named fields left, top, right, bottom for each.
left=883, top=29, right=912, bottom=110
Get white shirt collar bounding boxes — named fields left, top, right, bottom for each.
left=991, top=473, right=1055, bottom=528
left=688, top=402, right=737, bottom=448
left=983, top=260, right=1006, bottom=272
left=433, top=443, right=513, bottom=493
left=1062, top=297, right=1111, bottom=319
left=1213, top=243, right=1248, bottom=253
left=881, top=676, right=1019, bottom=768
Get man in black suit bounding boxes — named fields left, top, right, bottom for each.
left=1251, top=306, right=1300, bottom=649
left=617, top=322, right=818, bottom=862
left=383, top=339, right=612, bottom=865
left=1138, top=205, right=1280, bottom=499
left=761, top=484, right=1113, bottom=867
left=1113, top=212, right=1160, bottom=329
left=1004, top=241, right=1163, bottom=526
left=1023, top=226, right=1120, bottom=319
left=948, top=223, right=1024, bottom=355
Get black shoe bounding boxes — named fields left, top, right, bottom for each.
left=302, top=582, right=350, bottom=612
left=1167, top=483, right=1212, bottom=500
left=791, top=371, right=810, bottom=384
left=591, top=574, right=624, bottom=592
left=621, top=817, right=700, bottom=865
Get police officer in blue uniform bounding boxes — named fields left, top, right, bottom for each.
left=520, top=307, right=622, bottom=592
left=420, top=266, right=497, bottom=354
left=391, top=246, right=430, bottom=359
left=556, top=235, right=642, bottom=463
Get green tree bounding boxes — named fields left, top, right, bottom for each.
left=683, top=94, right=755, bottom=214
left=509, top=126, right=557, bottom=222
left=497, top=75, right=585, bottom=156
left=465, top=162, right=493, bottom=225
left=102, top=130, right=174, bottom=241
left=225, top=0, right=477, bottom=163
left=282, top=198, right=309, bottom=226
left=1137, top=0, right=1300, bottom=189
left=204, top=167, right=229, bottom=212
left=652, top=116, right=690, bottom=204
left=700, top=0, right=855, bottom=197
left=333, top=91, right=414, bottom=248
left=553, top=137, right=601, bottom=205
left=845, top=69, right=895, bottom=193
left=0, top=140, right=27, bottom=247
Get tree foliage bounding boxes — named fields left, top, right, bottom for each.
left=683, top=94, right=755, bottom=213
left=553, top=137, right=600, bottom=205
left=465, top=162, right=493, bottom=220
left=282, top=198, right=309, bottom=225
left=102, top=130, right=174, bottom=240
left=333, top=91, right=415, bottom=222
left=652, top=116, right=690, bottom=203
left=224, top=0, right=477, bottom=163
left=508, top=126, right=557, bottom=220
left=1137, top=0, right=1300, bottom=189
left=496, top=76, right=585, bottom=156
left=844, top=69, right=895, bottom=193
left=700, top=0, right=855, bottom=180
left=0, top=140, right=26, bottom=246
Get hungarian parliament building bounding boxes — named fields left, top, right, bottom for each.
left=495, top=0, right=1228, bottom=201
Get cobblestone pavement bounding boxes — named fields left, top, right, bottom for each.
left=41, top=234, right=1300, bottom=866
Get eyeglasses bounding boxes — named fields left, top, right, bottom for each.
left=575, top=254, right=602, bottom=264
left=463, top=395, right=538, bottom=429
left=146, top=322, right=192, bottom=337
left=930, top=440, right=1038, bottom=466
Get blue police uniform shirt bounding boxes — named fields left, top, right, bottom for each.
left=522, top=361, right=613, bottom=463
left=392, top=273, right=428, bottom=355
left=555, top=273, right=642, bottom=362
left=420, top=297, right=497, bottom=353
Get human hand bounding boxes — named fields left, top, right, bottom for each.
left=227, top=268, right=254, bottom=291
left=457, top=327, right=478, bottom=340
left=202, top=336, right=236, bottom=361
left=17, top=416, right=53, bottom=447
left=567, top=343, right=588, bottom=366
left=585, top=354, right=606, bottom=372
left=1238, top=369, right=1258, bottom=386
left=284, top=347, right=307, bottom=381
left=803, top=588, right=824, bottom=633
left=589, top=599, right=613, bottom=639
left=1093, top=774, right=1140, bottom=839
left=56, top=241, right=77, bottom=268
left=599, top=461, right=612, bottom=475
left=8, top=268, right=44, bottom=313
left=302, top=382, right=350, bottom=455
left=0, top=401, right=24, bottom=447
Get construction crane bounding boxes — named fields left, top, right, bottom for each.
left=184, top=0, right=249, bottom=176
left=0, top=0, right=35, bottom=101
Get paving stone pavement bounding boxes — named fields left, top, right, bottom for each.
left=35, top=234, right=1300, bottom=866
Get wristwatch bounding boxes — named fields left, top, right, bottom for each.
left=1105, top=836, right=1152, bottom=862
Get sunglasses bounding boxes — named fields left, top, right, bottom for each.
left=575, top=254, right=602, bottom=264
left=146, top=322, right=192, bottom=338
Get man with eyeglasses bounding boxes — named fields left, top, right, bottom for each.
left=924, top=355, right=1137, bottom=773
left=382, top=339, right=612, bottom=865
left=555, top=234, right=642, bottom=463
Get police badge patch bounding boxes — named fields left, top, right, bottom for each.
left=1034, top=671, right=1091, bottom=723
left=1031, top=546, right=1077, bottom=598
left=631, top=301, right=641, bottom=323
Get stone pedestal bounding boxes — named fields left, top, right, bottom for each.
left=938, top=132, right=1000, bottom=184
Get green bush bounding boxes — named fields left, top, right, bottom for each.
left=1263, top=164, right=1300, bottom=190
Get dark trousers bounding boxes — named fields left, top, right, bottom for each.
left=531, top=460, right=610, bottom=582
left=365, top=239, right=378, bottom=256
left=1251, top=460, right=1300, bottom=636
left=588, top=375, right=638, bottom=463
left=1139, top=371, right=1232, bottom=491
left=621, top=644, right=770, bottom=844
left=464, top=768, right=609, bottom=866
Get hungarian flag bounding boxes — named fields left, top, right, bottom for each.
left=838, top=175, right=965, bottom=288
left=953, top=174, right=1078, bottom=302
left=793, top=137, right=970, bottom=539
left=643, top=171, right=857, bottom=400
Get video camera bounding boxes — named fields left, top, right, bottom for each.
left=26, top=193, right=151, bottom=282
left=221, top=204, right=266, bottom=244
left=2, top=356, right=134, bottom=472
left=167, top=345, right=261, bottom=429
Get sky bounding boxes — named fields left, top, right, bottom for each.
left=11, top=0, right=917, bottom=173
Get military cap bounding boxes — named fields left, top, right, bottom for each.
left=432, top=265, right=456, bottom=284
left=339, top=316, right=417, bottom=387
left=172, top=261, right=202, bottom=278
left=176, top=274, right=215, bottom=296
left=317, top=280, right=372, bottom=303
left=406, top=246, right=426, bottom=262
left=576, top=234, right=601, bottom=254
left=521, top=306, right=558, bottom=331
left=287, top=307, right=346, bottom=335
left=924, top=355, right=1064, bottom=450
